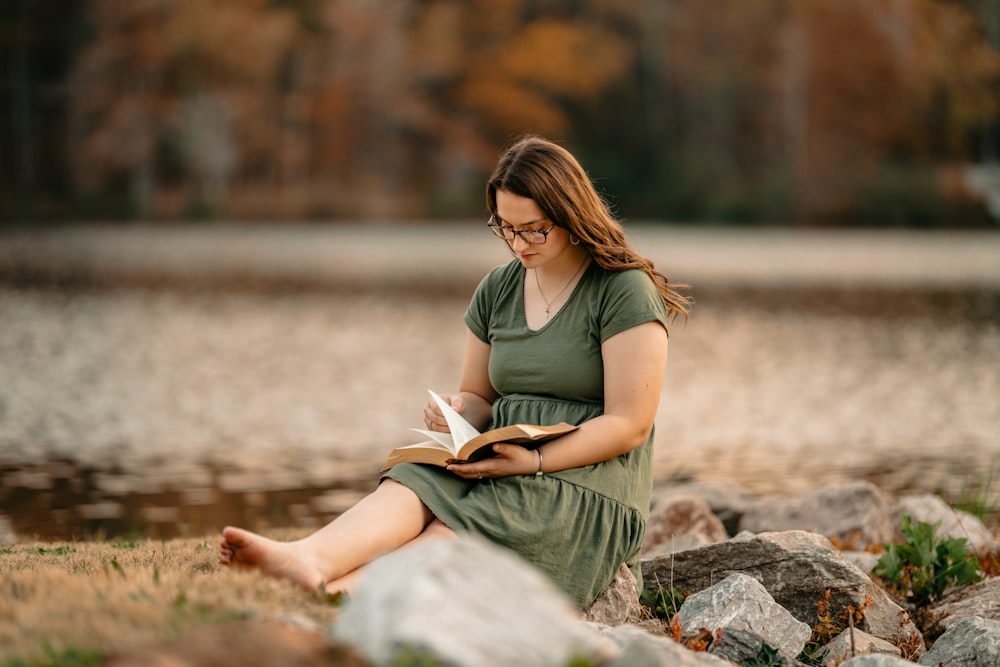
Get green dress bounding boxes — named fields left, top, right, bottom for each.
left=382, top=259, right=669, bottom=606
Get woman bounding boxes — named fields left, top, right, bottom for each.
left=219, top=136, right=691, bottom=607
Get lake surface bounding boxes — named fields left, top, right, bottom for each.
left=2, top=224, right=998, bottom=540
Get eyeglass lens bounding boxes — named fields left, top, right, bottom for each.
left=488, top=217, right=549, bottom=244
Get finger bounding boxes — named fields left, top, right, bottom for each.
left=423, top=406, right=441, bottom=429
left=446, top=394, right=465, bottom=414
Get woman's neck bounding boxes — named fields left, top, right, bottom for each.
left=534, top=247, right=590, bottom=283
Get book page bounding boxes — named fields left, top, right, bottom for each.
left=406, top=391, right=482, bottom=457
left=428, top=390, right=481, bottom=448
left=409, top=428, right=456, bottom=452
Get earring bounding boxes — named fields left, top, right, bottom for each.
left=570, top=235, right=580, bottom=246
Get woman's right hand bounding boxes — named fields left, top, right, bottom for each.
left=424, top=393, right=464, bottom=433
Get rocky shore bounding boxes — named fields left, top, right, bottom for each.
left=324, top=480, right=999, bottom=667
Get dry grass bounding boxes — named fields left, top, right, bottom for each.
left=0, top=530, right=361, bottom=666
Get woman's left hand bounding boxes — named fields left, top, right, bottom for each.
left=446, top=443, right=540, bottom=480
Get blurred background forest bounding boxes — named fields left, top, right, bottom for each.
left=3, top=0, right=1000, bottom=227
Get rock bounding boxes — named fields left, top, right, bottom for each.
left=917, top=616, right=1000, bottom=666
left=599, top=624, right=732, bottom=667
left=676, top=573, right=811, bottom=660
left=919, top=577, right=1000, bottom=641
left=709, top=628, right=809, bottom=666
left=893, top=494, right=999, bottom=557
left=642, top=530, right=924, bottom=655
left=839, top=656, right=920, bottom=666
left=706, top=628, right=768, bottom=665
left=331, top=536, right=613, bottom=667
left=841, top=550, right=881, bottom=576
left=642, top=494, right=728, bottom=557
left=652, top=481, right=759, bottom=536
left=814, top=628, right=902, bottom=666
left=581, top=562, right=643, bottom=626
left=738, top=481, right=892, bottom=549
left=643, top=533, right=715, bottom=558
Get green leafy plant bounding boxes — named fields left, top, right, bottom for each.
left=640, top=585, right=685, bottom=620
left=741, top=642, right=782, bottom=667
left=874, top=515, right=983, bottom=605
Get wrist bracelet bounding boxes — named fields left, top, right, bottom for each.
left=535, top=449, right=544, bottom=477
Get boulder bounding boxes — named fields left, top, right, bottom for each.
left=738, top=481, right=892, bottom=549
left=893, top=494, right=999, bottom=557
left=599, top=624, right=732, bottom=667
left=581, top=562, right=643, bottom=626
left=676, top=573, right=811, bottom=660
left=331, top=536, right=613, bottom=667
left=918, top=616, right=1000, bottom=666
left=839, top=657, right=920, bottom=666
left=652, top=480, right=759, bottom=536
left=814, top=628, right=902, bottom=666
left=919, top=577, right=1000, bottom=641
left=642, top=530, right=924, bottom=655
left=643, top=494, right=728, bottom=558
left=840, top=550, right=881, bottom=576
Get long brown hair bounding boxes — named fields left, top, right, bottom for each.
left=486, top=135, right=691, bottom=322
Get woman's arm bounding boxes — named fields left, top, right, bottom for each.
left=423, top=329, right=498, bottom=433
left=448, top=320, right=668, bottom=479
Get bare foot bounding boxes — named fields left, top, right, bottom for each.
left=219, top=526, right=326, bottom=594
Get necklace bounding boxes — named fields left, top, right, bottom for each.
left=534, top=257, right=589, bottom=319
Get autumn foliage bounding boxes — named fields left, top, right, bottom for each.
left=2, top=0, right=998, bottom=225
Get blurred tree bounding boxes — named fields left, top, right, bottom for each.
left=0, top=0, right=87, bottom=222
left=68, top=0, right=298, bottom=218
left=573, top=0, right=1000, bottom=225
left=65, top=0, right=633, bottom=219
left=303, top=0, right=633, bottom=217
left=9, top=0, right=1000, bottom=224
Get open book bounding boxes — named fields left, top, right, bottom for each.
left=381, top=390, right=577, bottom=472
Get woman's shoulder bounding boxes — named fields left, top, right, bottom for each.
left=476, top=259, right=523, bottom=290
left=589, top=265, right=658, bottom=295
left=586, top=266, right=669, bottom=333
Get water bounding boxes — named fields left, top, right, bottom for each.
left=2, top=225, right=998, bottom=540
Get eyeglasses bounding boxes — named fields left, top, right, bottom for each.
left=486, top=215, right=556, bottom=245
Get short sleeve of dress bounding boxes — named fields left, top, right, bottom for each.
left=598, top=269, right=670, bottom=342
left=464, top=262, right=517, bottom=343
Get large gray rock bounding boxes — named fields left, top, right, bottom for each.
left=641, top=530, right=924, bottom=654
left=919, top=577, right=1000, bottom=641
left=815, top=628, right=903, bottom=666
left=918, top=616, right=1000, bottom=666
left=840, top=657, right=920, bottom=666
left=600, top=625, right=732, bottom=667
left=652, top=480, right=759, bottom=536
left=676, top=573, right=811, bottom=660
left=739, top=481, right=892, bottom=549
left=643, top=494, right=728, bottom=558
left=893, top=494, right=999, bottom=557
left=708, top=627, right=810, bottom=666
left=331, top=537, right=613, bottom=667
left=581, top=562, right=643, bottom=626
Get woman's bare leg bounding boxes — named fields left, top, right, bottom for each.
left=219, top=479, right=433, bottom=592
left=321, top=519, right=457, bottom=595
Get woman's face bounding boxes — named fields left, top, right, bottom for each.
left=494, top=189, right=576, bottom=269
